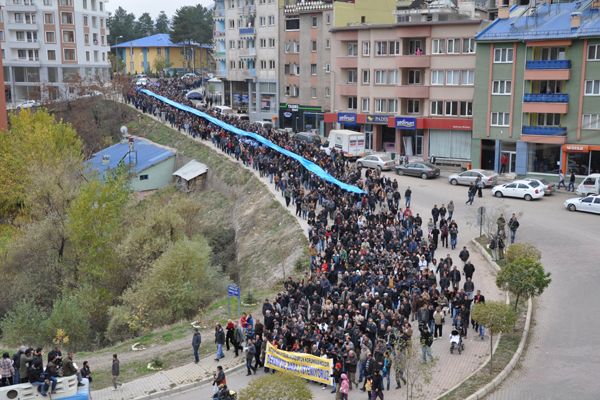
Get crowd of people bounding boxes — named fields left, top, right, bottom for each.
left=126, top=78, right=488, bottom=399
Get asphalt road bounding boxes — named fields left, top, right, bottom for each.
left=172, top=173, right=600, bottom=400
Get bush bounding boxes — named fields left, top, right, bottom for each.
left=106, top=306, right=135, bottom=343
left=505, top=243, right=541, bottom=264
left=238, top=373, right=313, bottom=400
left=0, top=299, right=48, bottom=347
left=45, top=294, right=93, bottom=351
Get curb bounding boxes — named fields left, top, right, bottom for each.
left=434, top=239, right=533, bottom=400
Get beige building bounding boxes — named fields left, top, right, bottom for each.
left=328, top=16, right=485, bottom=159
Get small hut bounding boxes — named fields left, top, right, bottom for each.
left=172, top=160, right=208, bottom=192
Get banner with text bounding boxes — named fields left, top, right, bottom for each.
left=264, top=342, right=333, bottom=385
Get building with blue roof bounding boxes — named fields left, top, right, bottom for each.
left=471, top=0, right=600, bottom=178
left=112, top=33, right=212, bottom=75
left=87, top=136, right=177, bottom=192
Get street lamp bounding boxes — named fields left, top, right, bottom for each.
left=115, top=35, right=124, bottom=75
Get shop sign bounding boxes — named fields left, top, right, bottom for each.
left=338, top=112, right=357, bottom=123
left=288, top=104, right=299, bottom=111
left=564, top=144, right=589, bottom=153
left=395, top=117, right=417, bottom=130
left=283, top=112, right=292, bottom=118
left=366, top=115, right=389, bottom=124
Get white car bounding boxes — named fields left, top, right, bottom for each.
left=448, top=169, right=498, bottom=187
left=15, top=100, right=40, bottom=109
left=356, top=154, right=396, bottom=171
left=135, top=77, right=148, bottom=86
left=492, top=180, right=545, bottom=201
left=564, top=195, right=600, bottom=214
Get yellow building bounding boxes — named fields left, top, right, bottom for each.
left=333, top=0, right=396, bottom=27
left=113, top=34, right=212, bottom=75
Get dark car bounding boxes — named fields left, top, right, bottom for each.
left=396, top=162, right=441, bottom=179
left=294, top=131, right=322, bottom=145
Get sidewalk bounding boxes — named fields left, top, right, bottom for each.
left=101, top=104, right=504, bottom=399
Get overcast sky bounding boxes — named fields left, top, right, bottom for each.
left=107, top=0, right=213, bottom=19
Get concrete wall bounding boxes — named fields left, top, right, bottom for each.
left=333, top=0, right=396, bottom=27
left=131, top=156, right=176, bottom=192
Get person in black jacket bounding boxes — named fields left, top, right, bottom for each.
left=192, top=328, right=202, bottom=364
left=371, top=370, right=384, bottom=400
left=463, top=261, right=475, bottom=280
left=214, top=324, right=225, bottom=361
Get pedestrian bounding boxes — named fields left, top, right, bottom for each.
left=557, top=171, right=566, bottom=189
left=215, top=324, right=225, bottom=361
left=459, top=246, right=470, bottom=263
left=233, top=322, right=244, bottom=357
left=382, top=351, right=392, bottom=391
left=476, top=177, right=484, bottom=198
left=404, top=187, right=412, bottom=208
left=340, top=373, right=350, bottom=400
left=463, top=260, right=475, bottom=280
left=433, top=306, right=444, bottom=339
left=447, top=200, right=454, bottom=221
left=500, top=153, right=508, bottom=174
left=508, top=213, right=520, bottom=244
left=370, top=369, right=384, bottom=400
left=245, top=338, right=257, bottom=375
left=466, top=183, right=476, bottom=205
left=420, top=327, right=434, bottom=363
left=0, top=352, right=14, bottom=386
left=568, top=170, right=576, bottom=192
left=449, top=224, right=458, bottom=250
left=431, top=204, right=439, bottom=227
left=192, top=328, right=202, bottom=364
left=111, top=354, right=122, bottom=391
left=225, top=320, right=235, bottom=351
left=496, top=214, right=506, bottom=237
left=212, top=365, right=226, bottom=393
left=81, top=361, right=92, bottom=384
left=63, top=352, right=84, bottom=386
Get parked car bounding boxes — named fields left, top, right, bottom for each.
left=135, top=77, right=148, bottom=86
left=525, top=178, right=555, bottom=195
left=356, top=154, right=396, bottom=171
left=181, top=72, right=199, bottom=80
left=448, top=169, right=498, bottom=187
left=294, top=131, right=322, bottom=145
left=395, top=162, right=441, bottom=179
left=576, top=173, right=600, bottom=196
left=15, top=100, right=40, bottom=109
left=491, top=180, right=544, bottom=201
left=564, top=194, right=600, bottom=214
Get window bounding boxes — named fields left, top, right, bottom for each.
left=47, top=49, right=56, bottom=60
left=387, top=99, right=397, bottom=113
left=347, top=42, right=358, bottom=56
left=362, top=41, right=370, bottom=56
left=463, top=38, right=476, bottom=54
left=430, top=100, right=443, bottom=115
left=407, top=99, right=420, bottom=114
left=139, top=174, right=149, bottom=181
left=325, top=39, right=330, bottom=49
left=494, top=47, right=514, bottom=63
left=445, top=100, right=458, bottom=116
left=375, top=98, right=387, bottom=113
left=285, top=18, right=299, bottom=30
left=260, top=60, right=266, bottom=69
left=229, top=20, right=235, bottom=28
left=388, top=70, right=398, bottom=85
left=84, top=33, right=89, bottom=44
left=311, top=64, right=317, bottom=75
left=85, top=51, right=90, bottom=61
left=431, top=70, right=444, bottom=85
left=83, top=15, right=88, bottom=26
left=269, top=60, right=276, bottom=69
left=58, top=0, right=72, bottom=5
left=325, top=87, right=330, bottom=97
left=44, top=0, right=53, bottom=5
left=491, top=112, right=510, bottom=126
left=268, top=38, right=275, bottom=47
left=584, top=80, right=600, bottom=95
left=460, top=101, right=473, bottom=116
left=45, top=31, right=55, bottom=43
left=325, top=63, right=330, bottom=73
left=362, top=69, right=370, bottom=84
left=588, top=44, right=600, bottom=61
left=268, top=15, right=275, bottom=26
left=82, top=0, right=86, bottom=8
left=347, top=69, right=357, bottom=83
left=389, top=41, right=400, bottom=55
left=432, top=39, right=445, bottom=54
left=347, top=96, right=357, bottom=110
left=375, top=41, right=388, bottom=56
left=375, top=70, right=386, bottom=85
left=312, top=16, right=317, bottom=27
left=492, top=80, right=512, bottom=94
left=64, top=48, right=75, bottom=61
left=583, top=114, right=600, bottom=129
left=61, top=12, right=73, bottom=24
left=259, top=16, right=266, bottom=26
left=447, top=38, right=460, bottom=54
left=259, top=38, right=266, bottom=48
left=462, top=70, right=474, bottom=86
left=44, top=13, right=54, bottom=24
left=446, top=70, right=460, bottom=86
left=326, top=13, right=331, bottom=24
left=408, top=70, right=421, bottom=85
left=311, top=87, right=317, bottom=98
left=62, top=30, right=74, bottom=43
left=311, top=40, right=317, bottom=52
left=535, top=113, right=561, bottom=126
left=361, top=97, right=370, bottom=112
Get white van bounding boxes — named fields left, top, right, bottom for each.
left=212, top=105, right=234, bottom=116
left=577, top=173, right=600, bottom=196
left=255, top=120, right=273, bottom=130
left=324, top=129, right=366, bottom=159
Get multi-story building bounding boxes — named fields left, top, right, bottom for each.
left=214, top=0, right=279, bottom=123
left=326, top=4, right=486, bottom=157
left=1, top=0, right=111, bottom=104
left=473, top=0, right=600, bottom=177
left=278, top=0, right=399, bottom=133
left=112, top=34, right=212, bottom=75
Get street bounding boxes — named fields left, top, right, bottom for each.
left=169, top=172, right=600, bottom=399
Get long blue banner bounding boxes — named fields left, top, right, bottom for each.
left=140, top=89, right=365, bottom=194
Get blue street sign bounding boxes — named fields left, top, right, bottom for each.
left=227, top=284, right=240, bottom=297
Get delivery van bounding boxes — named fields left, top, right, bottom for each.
left=577, top=173, right=600, bottom=196
left=324, top=129, right=366, bottom=159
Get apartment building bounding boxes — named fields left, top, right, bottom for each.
left=473, top=0, right=600, bottom=177
left=1, top=0, right=111, bottom=104
left=214, top=0, right=279, bottom=123
left=327, top=5, right=485, bottom=157
left=278, top=0, right=399, bottom=133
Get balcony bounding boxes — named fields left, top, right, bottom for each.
left=336, top=56, right=357, bottom=68
left=336, top=84, right=357, bottom=96
left=214, top=51, right=226, bottom=59
left=523, top=93, right=569, bottom=113
left=396, top=85, right=429, bottom=99
left=239, top=27, right=255, bottom=36
left=522, top=126, right=567, bottom=135
left=249, top=68, right=256, bottom=78
left=396, top=55, right=431, bottom=69
left=525, top=60, right=571, bottom=80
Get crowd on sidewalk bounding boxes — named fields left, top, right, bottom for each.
left=127, top=79, right=489, bottom=399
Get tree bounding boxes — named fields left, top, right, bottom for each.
left=155, top=11, right=170, bottom=33
left=505, top=242, right=542, bottom=264
left=136, top=12, right=155, bottom=37
left=471, top=301, right=517, bottom=374
left=152, top=56, right=172, bottom=75
left=170, top=5, right=213, bottom=70
left=238, top=373, right=312, bottom=400
left=107, top=7, right=137, bottom=44
left=496, top=256, right=551, bottom=311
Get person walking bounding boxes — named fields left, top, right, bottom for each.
left=112, top=354, right=122, bottom=391
left=212, top=365, right=226, bottom=390
left=466, top=183, right=476, bottom=205
left=420, top=327, right=434, bottom=363
left=508, top=213, right=520, bottom=244
left=568, top=170, right=576, bottom=192
left=557, top=171, right=566, bottom=190
left=447, top=200, right=455, bottom=221
left=476, top=177, right=484, bottom=198
left=370, top=370, right=384, bottom=400
left=340, top=373, right=350, bottom=400
left=245, top=338, right=257, bottom=375
left=433, top=306, right=444, bottom=339
left=404, top=187, right=412, bottom=208
left=0, top=352, right=15, bottom=386
left=192, top=328, right=202, bottom=364
left=214, top=324, right=226, bottom=361
left=500, top=153, right=508, bottom=174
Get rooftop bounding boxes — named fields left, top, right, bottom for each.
left=476, top=1, right=600, bottom=41
left=112, top=33, right=211, bottom=49
left=87, top=137, right=176, bottom=179
left=331, top=17, right=483, bottom=31
left=173, top=160, right=208, bottom=181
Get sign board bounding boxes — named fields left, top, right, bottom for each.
left=264, top=342, right=333, bottom=385
left=227, top=284, right=240, bottom=297
left=283, top=111, right=292, bottom=118
left=337, top=112, right=357, bottom=124
left=366, top=115, right=389, bottom=125
left=564, top=144, right=589, bottom=153
left=395, top=117, right=417, bottom=130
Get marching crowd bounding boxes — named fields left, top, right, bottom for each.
left=126, top=79, right=488, bottom=400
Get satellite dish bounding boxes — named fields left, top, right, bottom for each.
left=120, top=126, right=128, bottom=136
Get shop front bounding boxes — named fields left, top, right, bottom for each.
left=279, top=103, right=324, bottom=133
left=561, top=144, right=600, bottom=176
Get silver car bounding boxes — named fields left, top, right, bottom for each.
left=448, top=169, right=498, bottom=187
left=356, top=154, right=396, bottom=171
